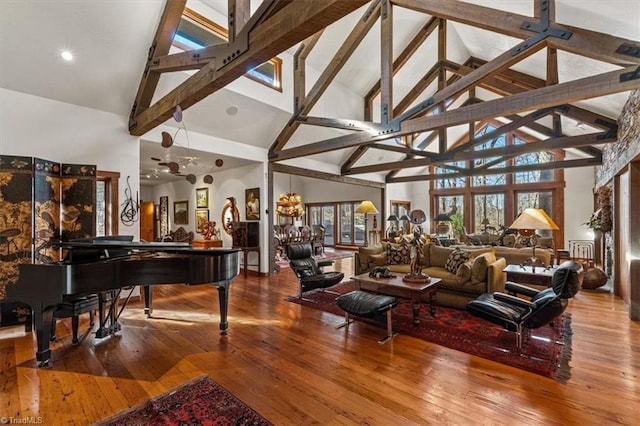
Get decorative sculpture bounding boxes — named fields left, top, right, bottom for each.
left=403, top=209, right=430, bottom=283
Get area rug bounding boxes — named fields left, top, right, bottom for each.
left=98, top=376, right=272, bottom=425
left=288, top=282, right=573, bottom=382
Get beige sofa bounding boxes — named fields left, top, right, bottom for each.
left=354, top=242, right=506, bottom=310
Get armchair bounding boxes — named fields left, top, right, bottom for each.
left=286, top=242, right=344, bottom=301
left=466, top=260, right=583, bottom=349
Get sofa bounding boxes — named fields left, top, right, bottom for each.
left=354, top=242, right=507, bottom=309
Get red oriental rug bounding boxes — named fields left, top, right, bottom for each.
left=288, top=281, right=573, bottom=382
left=98, top=376, right=272, bottom=425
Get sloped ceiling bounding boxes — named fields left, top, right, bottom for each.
left=2, top=1, right=640, bottom=186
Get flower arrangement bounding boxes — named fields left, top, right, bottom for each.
left=583, top=209, right=602, bottom=231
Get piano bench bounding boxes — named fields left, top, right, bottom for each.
left=51, top=295, right=99, bottom=344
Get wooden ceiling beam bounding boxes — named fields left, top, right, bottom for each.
left=344, top=131, right=610, bottom=175
left=271, top=65, right=640, bottom=161
left=269, top=0, right=381, bottom=153
left=389, top=157, right=602, bottom=183
left=272, top=163, right=385, bottom=189
left=294, top=31, right=324, bottom=114
left=129, top=0, right=187, bottom=129
left=393, top=0, right=640, bottom=65
left=130, top=0, right=370, bottom=136
left=364, top=16, right=439, bottom=120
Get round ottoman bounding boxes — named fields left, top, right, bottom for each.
left=582, top=267, right=608, bottom=289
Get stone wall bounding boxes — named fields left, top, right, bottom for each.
left=596, top=89, right=640, bottom=187
left=595, top=89, right=640, bottom=283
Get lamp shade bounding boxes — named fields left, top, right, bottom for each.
left=510, top=208, right=559, bottom=231
left=387, top=214, right=399, bottom=221
left=399, top=214, right=411, bottom=221
left=356, top=200, right=379, bottom=214
left=481, top=217, right=490, bottom=225
left=433, top=213, right=451, bottom=222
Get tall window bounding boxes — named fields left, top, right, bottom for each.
left=96, top=171, right=119, bottom=236
left=472, top=129, right=506, bottom=186
left=513, top=136, right=555, bottom=183
left=307, top=201, right=368, bottom=246
left=174, top=8, right=282, bottom=91
left=474, top=193, right=504, bottom=232
left=430, top=120, right=563, bottom=239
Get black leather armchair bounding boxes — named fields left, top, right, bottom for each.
left=466, top=260, right=583, bottom=349
left=286, top=242, right=344, bottom=301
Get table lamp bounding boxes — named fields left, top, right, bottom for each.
left=433, top=213, right=452, bottom=237
left=509, top=208, right=559, bottom=268
left=386, top=214, right=399, bottom=239
left=356, top=200, right=379, bottom=246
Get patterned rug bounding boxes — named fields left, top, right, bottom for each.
left=288, top=281, right=573, bottom=382
left=98, top=376, right=272, bottom=425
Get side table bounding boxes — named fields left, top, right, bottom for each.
left=234, top=246, right=260, bottom=278
left=503, top=264, right=554, bottom=287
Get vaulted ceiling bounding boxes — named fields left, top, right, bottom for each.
left=131, top=0, right=640, bottom=184
left=2, top=1, right=639, bottom=186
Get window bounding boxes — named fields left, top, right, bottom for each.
left=474, top=193, right=504, bottom=232
left=435, top=162, right=466, bottom=189
left=472, top=129, right=506, bottom=186
left=175, top=8, right=282, bottom=91
left=96, top=171, right=120, bottom=236
left=430, top=120, right=563, bottom=240
left=309, top=204, right=335, bottom=246
left=513, top=136, right=555, bottom=183
left=307, top=201, right=368, bottom=247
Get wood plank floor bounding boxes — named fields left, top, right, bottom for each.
left=1, top=256, right=639, bottom=425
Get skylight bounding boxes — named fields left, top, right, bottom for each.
left=174, top=8, right=282, bottom=91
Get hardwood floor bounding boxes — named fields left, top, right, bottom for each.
left=1, top=257, right=639, bottom=425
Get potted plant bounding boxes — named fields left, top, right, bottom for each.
left=449, top=212, right=464, bottom=240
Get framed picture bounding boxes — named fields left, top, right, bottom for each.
left=196, top=187, right=209, bottom=208
left=245, top=187, right=260, bottom=220
left=173, top=200, right=189, bottom=225
left=195, top=209, right=209, bottom=229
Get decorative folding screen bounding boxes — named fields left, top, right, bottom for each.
left=0, top=155, right=96, bottom=327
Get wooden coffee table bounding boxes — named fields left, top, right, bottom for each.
left=352, top=273, right=441, bottom=326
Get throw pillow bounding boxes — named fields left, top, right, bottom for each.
left=445, top=248, right=471, bottom=273
left=387, top=243, right=410, bottom=265
left=471, top=252, right=497, bottom=282
left=430, top=245, right=454, bottom=268
left=456, top=260, right=472, bottom=284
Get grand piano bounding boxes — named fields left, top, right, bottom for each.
left=6, top=236, right=240, bottom=366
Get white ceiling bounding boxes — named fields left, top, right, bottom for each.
left=2, top=1, right=639, bottom=185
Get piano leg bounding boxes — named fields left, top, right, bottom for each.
left=33, top=306, right=55, bottom=367
left=143, top=285, right=153, bottom=316
left=217, top=282, right=230, bottom=335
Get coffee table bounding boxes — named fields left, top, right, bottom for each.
left=352, top=273, right=441, bottom=326
left=503, top=264, right=555, bottom=287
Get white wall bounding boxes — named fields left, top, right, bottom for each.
left=564, top=158, right=597, bottom=247
left=148, top=162, right=266, bottom=272
left=0, top=88, right=140, bottom=237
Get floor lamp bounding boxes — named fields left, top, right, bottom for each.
left=356, top=200, right=379, bottom=246
left=509, top=208, right=559, bottom=269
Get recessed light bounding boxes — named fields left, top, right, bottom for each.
left=226, top=105, right=239, bottom=116
left=61, top=50, right=73, bottom=61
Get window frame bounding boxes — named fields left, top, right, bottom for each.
left=177, top=8, right=283, bottom=92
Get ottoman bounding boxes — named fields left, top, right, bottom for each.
left=336, top=290, right=399, bottom=344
